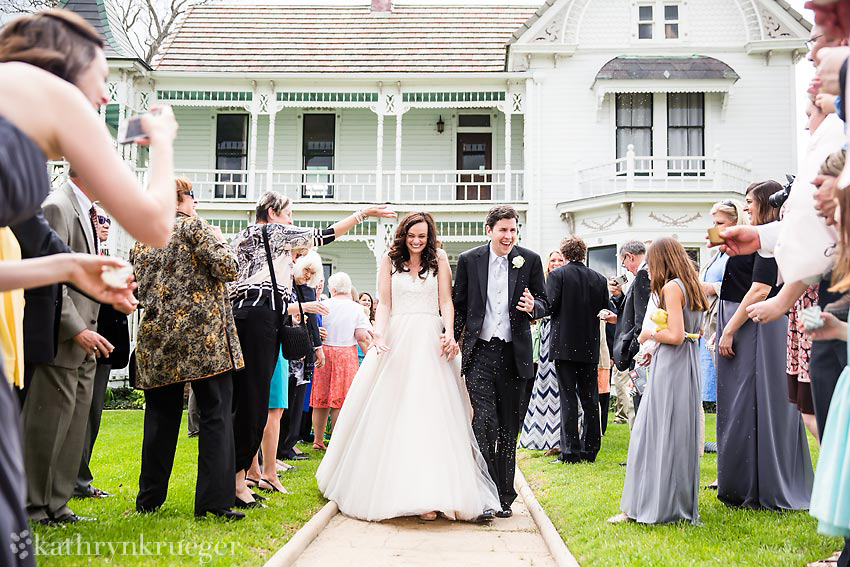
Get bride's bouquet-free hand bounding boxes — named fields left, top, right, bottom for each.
left=439, top=333, right=459, bottom=361
left=370, top=330, right=391, bottom=354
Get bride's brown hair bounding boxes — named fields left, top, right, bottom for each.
left=388, top=212, right=439, bottom=278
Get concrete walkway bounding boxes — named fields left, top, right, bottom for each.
left=290, top=498, right=557, bottom=567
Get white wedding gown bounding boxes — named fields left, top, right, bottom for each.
left=315, top=269, right=500, bottom=521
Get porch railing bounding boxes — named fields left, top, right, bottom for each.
left=140, top=169, right=525, bottom=204
left=576, top=145, right=751, bottom=198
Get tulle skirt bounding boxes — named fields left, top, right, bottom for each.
left=315, top=312, right=500, bottom=521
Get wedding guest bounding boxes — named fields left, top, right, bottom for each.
left=359, top=292, right=376, bottom=324
left=310, top=271, right=372, bottom=450
left=0, top=10, right=175, bottom=554
left=74, top=208, right=132, bottom=500
left=133, top=179, right=244, bottom=520
left=547, top=237, right=609, bottom=463
left=228, top=193, right=394, bottom=507
left=279, top=251, right=324, bottom=462
left=716, top=180, right=813, bottom=510
left=519, top=249, right=564, bottom=453
left=246, top=347, right=288, bottom=494
left=611, top=237, right=707, bottom=525
left=597, top=319, right=612, bottom=436
left=609, top=241, right=651, bottom=413
left=699, top=201, right=742, bottom=412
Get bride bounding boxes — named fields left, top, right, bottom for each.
left=315, top=212, right=500, bottom=521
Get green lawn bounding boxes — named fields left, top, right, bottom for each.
left=30, top=410, right=327, bottom=567
left=518, top=413, right=838, bottom=567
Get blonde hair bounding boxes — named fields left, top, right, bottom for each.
left=175, top=177, right=193, bottom=204
left=709, top=200, right=746, bottom=226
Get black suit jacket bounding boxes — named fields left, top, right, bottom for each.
left=10, top=211, right=68, bottom=364
left=453, top=244, right=549, bottom=380
left=298, top=284, right=322, bottom=377
left=96, top=304, right=130, bottom=369
left=546, top=262, right=609, bottom=364
left=612, top=267, right=652, bottom=371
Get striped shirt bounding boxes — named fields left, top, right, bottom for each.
left=229, top=223, right=335, bottom=311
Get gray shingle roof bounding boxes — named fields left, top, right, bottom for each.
left=595, top=56, right=740, bottom=81
left=58, top=0, right=142, bottom=62
left=154, top=4, right=540, bottom=73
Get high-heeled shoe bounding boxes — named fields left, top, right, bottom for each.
left=257, top=478, right=289, bottom=494
left=234, top=497, right=266, bottom=510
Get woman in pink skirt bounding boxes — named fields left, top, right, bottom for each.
left=311, top=271, right=372, bottom=449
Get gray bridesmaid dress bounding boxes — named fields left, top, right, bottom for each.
left=620, top=279, right=703, bottom=524
left=716, top=301, right=813, bottom=510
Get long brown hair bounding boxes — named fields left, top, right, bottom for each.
left=388, top=212, right=439, bottom=278
left=745, top=181, right=781, bottom=226
left=0, top=9, right=104, bottom=84
left=823, top=151, right=850, bottom=292
left=646, top=237, right=708, bottom=312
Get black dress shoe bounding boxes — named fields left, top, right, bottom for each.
left=475, top=509, right=496, bottom=522
left=234, top=497, right=266, bottom=510
left=195, top=508, right=245, bottom=520
left=495, top=506, right=512, bottom=519
left=289, top=454, right=309, bottom=461
left=54, top=514, right=96, bottom=524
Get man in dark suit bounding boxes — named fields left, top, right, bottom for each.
left=74, top=208, right=132, bottom=499
left=547, top=237, right=609, bottom=463
left=453, top=205, right=548, bottom=518
left=608, top=240, right=651, bottom=411
left=23, top=177, right=114, bottom=524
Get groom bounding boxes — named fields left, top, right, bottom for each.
left=453, top=205, right=548, bottom=518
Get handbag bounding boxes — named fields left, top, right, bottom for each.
left=629, top=366, right=647, bottom=397
left=261, top=224, right=313, bottom=360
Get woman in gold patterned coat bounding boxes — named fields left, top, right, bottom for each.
left=131, top=178, right=245, bottom=520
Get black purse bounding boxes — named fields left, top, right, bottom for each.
left=261, top=224, right=314, bottom=360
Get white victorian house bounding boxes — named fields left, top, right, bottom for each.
left=61, top=0, right=810, bottom=292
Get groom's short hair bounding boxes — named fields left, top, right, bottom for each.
left=485, top=205, right=518, bottom=229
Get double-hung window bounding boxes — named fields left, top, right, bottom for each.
left=637, top=2, right=681, bottom=40
left=667, top=93, right=704, bottom=175
left=616, top=93, right=653, bottom=174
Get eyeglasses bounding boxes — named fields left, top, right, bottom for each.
left=805, top=34, right=824, bottom=49
left=97, top=215, right=111, bottom=226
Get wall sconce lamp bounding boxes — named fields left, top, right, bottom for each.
left=436, top=115, right=445, bottom=134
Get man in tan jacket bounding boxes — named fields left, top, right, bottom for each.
left=23, top=177, right=113, bottom=524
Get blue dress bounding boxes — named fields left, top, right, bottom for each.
left=268, top=347, right=289, bottom=410
left=699, top=251, right=728, bottom=403
left=811, top=324, right=850, bottom=536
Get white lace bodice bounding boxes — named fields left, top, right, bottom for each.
left=391, top=268, right=439, bottom=317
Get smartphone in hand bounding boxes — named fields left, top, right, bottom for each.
left=118, top=109, right=161, bottom=144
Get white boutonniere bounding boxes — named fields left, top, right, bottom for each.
left=512, top=256, right=525, bottom=269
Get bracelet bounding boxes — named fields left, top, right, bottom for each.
left=353, top=209, right=365, bottom=223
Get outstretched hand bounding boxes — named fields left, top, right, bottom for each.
left=361, top=205, right=398, bottom=220
left=708, top=226, right=761, bottom=256
left=67, top=254, right=138, bottom=305
left=370, top=331, right=391, bottom=354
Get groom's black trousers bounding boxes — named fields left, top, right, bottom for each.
left=465, top=338, right=523, bottom=508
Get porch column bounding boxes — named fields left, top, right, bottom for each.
left=267, top=109, right=276, bottom=192
left=504, top=108, right=512, bottom=202
left=248, top=110, right=259, bottom=200
left=376, top=112, right=384, bottom=202
left=394, top=109, right=402, bottom=201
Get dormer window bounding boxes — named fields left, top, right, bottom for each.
left=664, top=5, right=679, bottom=39
left=638, top=5, right=654, bottom=39
left=636, top=2, right=681, bottom=40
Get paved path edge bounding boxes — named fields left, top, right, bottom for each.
left=263, top=500, right=339, bottom=567
left=515, top=466, right=581, bottom=567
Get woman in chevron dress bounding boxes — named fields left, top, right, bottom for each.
left=519, top=250, right=565, bottom=451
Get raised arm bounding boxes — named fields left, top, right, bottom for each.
left=326, top=206, right=397, bottom=239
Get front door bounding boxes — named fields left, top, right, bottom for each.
left=456, top=133, right=492, bottom=200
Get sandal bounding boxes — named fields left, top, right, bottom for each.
left=257, top=478, right=289, bottom=494
left=245, top=477, right=260, bottom=488
left=312, top=442, right=327, bottom=451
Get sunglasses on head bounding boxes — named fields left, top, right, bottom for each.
left=97, top=215, right=111, bottom=225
